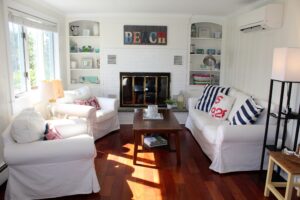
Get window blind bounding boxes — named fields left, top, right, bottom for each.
left=8, top=8, right=57, bottom=32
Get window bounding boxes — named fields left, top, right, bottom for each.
left=8, top=9, right=58, bottom=97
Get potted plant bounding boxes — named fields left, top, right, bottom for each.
left=165, top=99, right=177, bottom=109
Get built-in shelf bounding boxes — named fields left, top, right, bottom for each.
left=68, top=20, right=101, bottom=86
left=190, top=69, right=220, bottom=72
left=70, top=68, right=100, bottom=71
left=189, top=22, right=222, bottom=86
left=191, top=37, right=222, bottom=40
left=70, top=83, right=100, bottom=86
left=69, top=36, right=100, bottom=38
left=190, top=54, right=221, bottom=56
left=70, top=52, right=100, bottom=55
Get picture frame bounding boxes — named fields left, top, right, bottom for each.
left=81, top=58, right=93, bottom=68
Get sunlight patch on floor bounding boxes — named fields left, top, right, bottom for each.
left=107, top=152, right=161, bottom=184
left=127, top=179, right=163, bottom=200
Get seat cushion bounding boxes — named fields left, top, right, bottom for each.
left=189, top=108, right=224, bottom=130
left=189, top=108, right=229, bottom=144
left=47, top=119, right=87, bottom=138
left=95, top=110, right=116, bottom=123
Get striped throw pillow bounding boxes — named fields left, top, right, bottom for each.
left=195, top=85, right=230, bottom=112
left=230, top=97, right=264, bottom=125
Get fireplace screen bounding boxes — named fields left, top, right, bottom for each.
left=120, top=72, right=170, bottom=107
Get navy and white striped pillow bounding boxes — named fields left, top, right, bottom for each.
left=230, top=97, right=264, bottom=125
left=195, top=85, right=230, bottom=112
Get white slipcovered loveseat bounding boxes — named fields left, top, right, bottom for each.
left=185, top=87, right=277, bottom=173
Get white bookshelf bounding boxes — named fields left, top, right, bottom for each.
left=67, top=20, right=101, bottom=86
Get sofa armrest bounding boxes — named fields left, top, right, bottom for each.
left=97, top=97, right=119, bottom=111
left=51, top=103, right=96, bottom=119
left=217, top=124, right=276, bottom=143
left=4, top=134, right=95, bottom=166
left=188, top=97, right=198, bottom=111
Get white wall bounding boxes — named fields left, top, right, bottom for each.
left=0, top=0, right=66, bottom=183
left=224, top=0, right=300, bottom=147
left=67, top=14, right=190, bottom=98
left=0, top=0, right=12, bottom=172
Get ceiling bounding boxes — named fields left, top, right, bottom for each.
left=39, top=0, right=259, bottom=16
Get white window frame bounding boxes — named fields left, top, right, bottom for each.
left=7, top=7, right=59, bottom=98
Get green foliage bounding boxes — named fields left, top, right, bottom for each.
left=164, top=99, right=176, bottom=105
left=28, top=32, right=37, bottom=88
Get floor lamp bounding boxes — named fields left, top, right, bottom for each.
left=260, top=47, right=300, bottom=170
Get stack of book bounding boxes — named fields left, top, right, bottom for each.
left=144, top=135, right=168, bottom=148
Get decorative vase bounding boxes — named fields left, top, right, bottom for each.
left=177, top=92, right=184, bottom=110
left=167, top=104, right=173, bottom=109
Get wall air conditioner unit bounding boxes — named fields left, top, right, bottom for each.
left=239, top=4, right=283, bottom=33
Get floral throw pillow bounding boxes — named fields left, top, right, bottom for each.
left=74, top=96, right=101, bottom=110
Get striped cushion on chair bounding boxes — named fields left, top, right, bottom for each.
left=195, top=85, right=230, bottom=112
left=230, top=97, right=264, bottom=125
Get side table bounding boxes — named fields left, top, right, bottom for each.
left=264, top=151, right=300, bottom=200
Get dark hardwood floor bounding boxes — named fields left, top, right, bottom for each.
left=0, top=125, right=299, bottom=200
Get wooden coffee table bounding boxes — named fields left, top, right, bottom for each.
left=132, top=109, right=182, bottom=165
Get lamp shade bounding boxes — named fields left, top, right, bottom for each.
left=52, top=80, right=64, bottom=98
left=272, top=48, right=300, bottom=82
left=39, top=80, right=64, bottom=102
left=39, top=80, right=55, bottom=102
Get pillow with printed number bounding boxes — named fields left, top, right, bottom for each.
left=209, top=92, right=236, bottom=120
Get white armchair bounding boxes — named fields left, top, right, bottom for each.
left=2, top=111, right=100, bottom=199
left=54, top=86, right=120, bottom=141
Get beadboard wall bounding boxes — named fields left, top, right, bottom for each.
left=223, top=0, right=300, bottom=148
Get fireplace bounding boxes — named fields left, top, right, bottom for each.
left=120, top=72, right=170, bottom=107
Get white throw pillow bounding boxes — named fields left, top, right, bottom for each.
left=75, top=86, right=92, bottom=100
left=209, top=92, right=235, bottom=120
left=11, top=108, right=46, bottom=143
left=56, top=86, right=92, bottom=103
left=56, top=90, right=78, bottom=104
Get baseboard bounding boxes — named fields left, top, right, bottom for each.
left=0, top=162, right=8, bottom=185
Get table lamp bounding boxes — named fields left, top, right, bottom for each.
left=40, top=80, right=64, bottom=102
left=52, top=80, right=64, bottom=99
left=272, top=47, right=300, bottom=82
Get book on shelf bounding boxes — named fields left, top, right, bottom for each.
left=144, top=135, right=168, bottom=148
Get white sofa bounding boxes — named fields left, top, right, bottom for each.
left=185, top=88, right=277, bottom=173
left=54, top=86, right=120, bottom=141
left=3, top=111, right=100, bottom=199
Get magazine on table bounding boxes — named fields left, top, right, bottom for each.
left=144, top=135, right=168, bottom=148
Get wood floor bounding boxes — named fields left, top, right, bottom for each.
left=0, top=125, right=299, bottom=200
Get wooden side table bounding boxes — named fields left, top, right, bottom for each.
left=264, top=151, right=300, bottom=200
